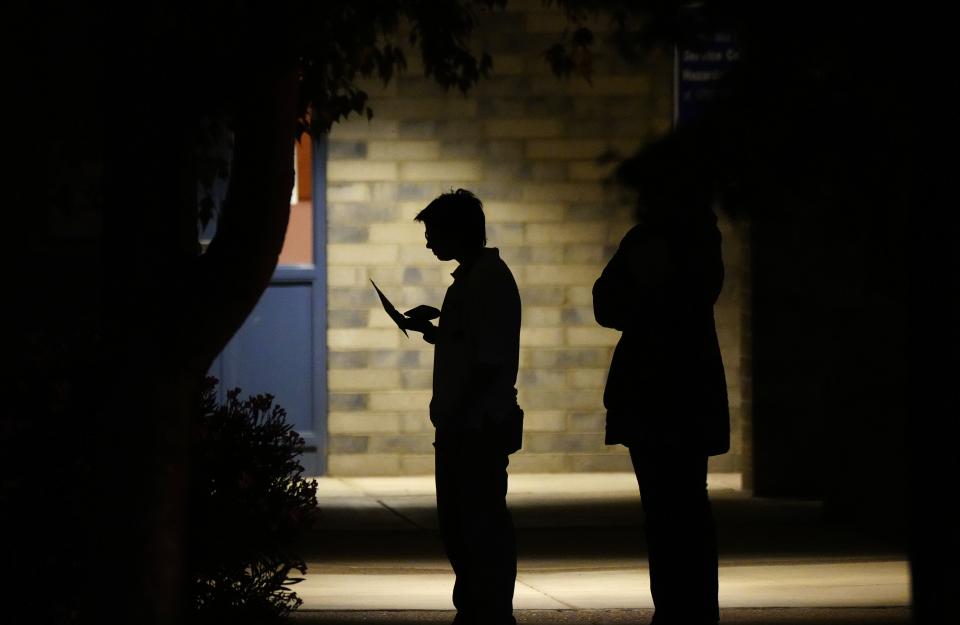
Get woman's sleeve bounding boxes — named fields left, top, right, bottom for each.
left=593, top=250, right=630, bottom=330
left=593, top=227, right=675, bottom=331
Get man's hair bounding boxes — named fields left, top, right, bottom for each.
left=414, top=188, right=487, bottom=248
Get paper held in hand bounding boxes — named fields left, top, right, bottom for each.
left=371, top=280, right=440, bottom=337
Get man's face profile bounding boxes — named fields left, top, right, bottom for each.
left=424, top=223, right=459, bottom=261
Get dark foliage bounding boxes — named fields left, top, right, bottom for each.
left=188, top=378, right=319, bottom=622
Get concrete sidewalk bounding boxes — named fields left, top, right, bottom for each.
left=300, top=472, right=909, bottom=618
left=294, top=560, right=908, bottom=611
left=310, top=472, right=743, bottom=531
left=289, top=608, right=912, bottom=624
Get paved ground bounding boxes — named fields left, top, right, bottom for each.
left=292, top=473, right=910, bottom=624
left=289, top=608, right=912, bottom=624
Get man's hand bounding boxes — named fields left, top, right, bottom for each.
left=402, top=316, right=437, bottom=343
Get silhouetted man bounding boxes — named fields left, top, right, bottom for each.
left=403, top=189, right=523, bottom=625
left=593, top=185, right=729, bottom=625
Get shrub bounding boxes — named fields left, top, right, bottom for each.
left=188, top=377, right=319, bottom=623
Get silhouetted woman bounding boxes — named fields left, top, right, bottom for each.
left=593, top=170, right=729, bottom=625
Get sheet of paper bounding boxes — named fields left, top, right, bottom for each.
left=371, top=280, right=409, bottom=337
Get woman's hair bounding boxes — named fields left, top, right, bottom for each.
left=414, top=188, right=487, bottom=248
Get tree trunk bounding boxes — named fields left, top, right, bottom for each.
left=95, top=31, right=297, bottom=623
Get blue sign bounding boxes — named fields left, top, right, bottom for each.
left=675, top=33, right=740, bottom=126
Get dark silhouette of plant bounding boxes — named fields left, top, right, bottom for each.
left=188, top=377, right=319, bottom=622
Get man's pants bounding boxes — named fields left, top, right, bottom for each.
left=434, top=429, right=517, bottom=625
left=629, top=445, right=720, bottom=625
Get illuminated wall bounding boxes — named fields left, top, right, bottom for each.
left=322, top=0, right=749, bottom=475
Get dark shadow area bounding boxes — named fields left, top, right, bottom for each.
left=302, top=493, right=906, bottom=566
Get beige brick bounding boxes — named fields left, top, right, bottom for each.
left=567, top=368, right=608, bottom=388
left=397, top=285, right=448, bottom=305
left=504, top=0, right=549, bottom=11
left=568, top=412, right=606, bottom=432
left=368, top=222, right=427, bottom=244
left=566, top=286, right=596, bottom=305
left=374, top=97, right=478, bottom=119
left=367, top=140, right=441, bottom=161
left=524, top=10, right=570, bottom=33
left=328, top=435, right=369, bottom=454
left=522, top=388, right=602, bottom=410
left=368, top=390, right=433, bottom=412
left=328, top=309, right=368, bottom=328
left=568, top=453, right=633, bottom=472
left=401, top=413, right=435, bottom=433
left=327, top=266, right=368, bottom=287
left=508, top=453, right=568, bottom=472
left=368, top=308, right=408, bottom=329
left=522, top=307, right=563, bottom=327
left=708, top=454, right=740, bottom=474
left=399, top=454, right=435, bottom=475
left=523, top=183, right=605, bottom=203
left=398, top=201, right=428, bottom=220
left=399, top=245, right=447, bottom=265
left=526, top=140, right=607, bottom=160
left=569, top=160, right=618, bottom=181
left=525, top=264, right=599, bottom=286
left=525, top=432, right=606, bottom=453
left=652, top=118, right=672, bottom=135
left=607, top=221, right=635, bottom=244
left=485, top=119, right=562, bottom=138
left=367, top=266, right=406, bottom=285
left=328, top=328, right=401, bottom=350
left=328, top=369, right=402, bottom=391
left=353, top=77, right=398, bottom=96
left=399, top=161, right=482, bottom=182
left=327, top=412, right=402, bottom=434
left=327, top=183, right=371, bottom=203
left=489, top=55, right=524, bottom=75
left=521, top=350, right=538, bottom=370
left=328, top=453, right=401, bottom=476
left=511, top=268, right=529, bottom=288
left=328, top=244, right=398, bottom=265
left=526, top=223, right=606, bottom=244
left=567, top=76, right=652, bottom=95
left=368, top=434, right=434, bottom=454
left=566, top=326, right=620, bottom=347
left=487, top=223, right=525, bottom=246
left=524, top=8, right=613, bottom=33
left=401, top=368, right=433, bottom=389
left=523, top=410, right=566, bottom=432
left=520, top=368, right=566, bottom=388
left=610, top=138, right=648, bottom=156
left=519, top=327, right=563, bottom=347
left=484, top=202, right=564, bottom=223
left=565, top=243, right=612, bottom=263
left=330, top=118, right=400, bottom=140
left=328, top=160, right=398, bottom=182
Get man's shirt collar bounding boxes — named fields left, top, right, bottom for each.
left=451, top=247, right=498, bottom=280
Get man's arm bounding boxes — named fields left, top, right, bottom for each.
left=402, top=317, right=437, bottom=344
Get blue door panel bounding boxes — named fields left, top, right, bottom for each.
left=221, top=283, right=314, bottom=435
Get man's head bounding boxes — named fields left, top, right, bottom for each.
left=414, top=189, right=486, bottom=261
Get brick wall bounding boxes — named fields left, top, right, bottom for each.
left=323, top=1, right=748, bottom=475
